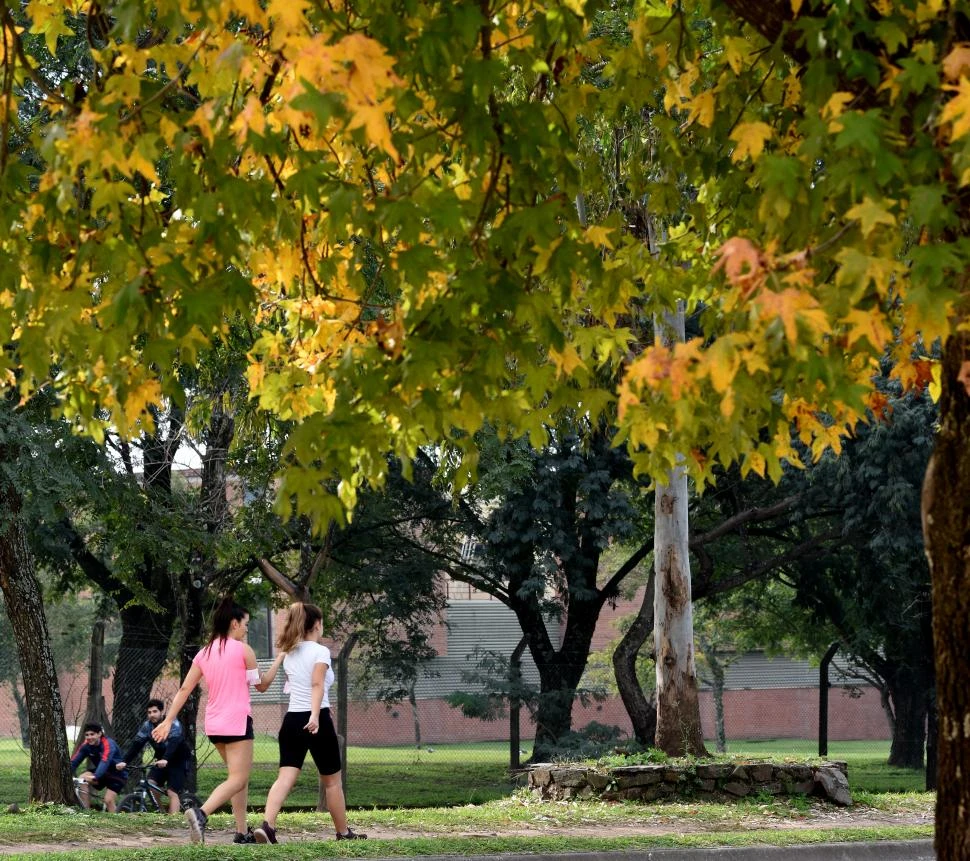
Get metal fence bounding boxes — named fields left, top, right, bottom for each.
left=0, top=616, right=913, bottom=809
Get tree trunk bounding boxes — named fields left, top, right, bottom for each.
left=112, top=602, right=173, bottom=748
left=613, top=572, right=657, bottom=747
left=0, top=471, right=75, bottom=804
left=653, top=307, right=708, bottom=758
left=409, top=685, right=421, bottom=748
left=527, top=594, right=601, bottom=761
left=885, top=664, right=931, bottom=770
left=700, top=648, right=727, bottom=754
left=926, top=687, right=938, bottom=792
left=509, top=635, right=527, bottom=770
left=82, top=607, right=111, bottom=732
left=12, top=685, right=29, bottom=747
left=178, top=575, right=206, bottom=793
left=922, top=332, right=970, bottom=860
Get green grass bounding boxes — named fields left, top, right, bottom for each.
left=0, top=793, right=935, bottom=860
left=0, top=737, right=926, bottom=809
left=724, top=740, right=928, bottom=793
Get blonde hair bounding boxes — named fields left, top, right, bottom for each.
left=276, top=602, right=323, bottom=652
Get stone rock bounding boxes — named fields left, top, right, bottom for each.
left=612, top=765, right=666, bottom=788
left=785, top=764, right=814, bottom=782
left=695, top=763, right=734, bottom=779
left=747, top=763, right=774, bottom=782
left=755, top=781, right=783, bottom=796
left=587, top=771, right=611, bottom=790
left=529, top=767, right=553, bottom=788
left=723, top=781, right=751, bottom=797
left=551, top=768, right=589, bottom=788
left=698, top=779, right=716, bottom=792
left=729, top=765, right=749, bottom=781
left=815, top=766, right=852, bottom=806
left=788, top=780, right=815, bottom=795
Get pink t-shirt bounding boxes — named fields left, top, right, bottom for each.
left=193, top=637, right=251, bottom=736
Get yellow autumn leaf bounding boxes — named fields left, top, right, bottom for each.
left=686, top=90, right=715, bottom=128
left=842, top=308, right=892, bottom=350
left=941, top=78, right=970, bottom=142
left=705, top=336, right=741, bottom=394
left=268, top=0, right=309, bottom=33
left=722, top=36, right=750, bottom=75
left=845, top=197, right=897, bottom=237
left=122, top=379, right=162, bottom=431
left=585, top=225, right=615, bottom=249
left=756, top=288, right=831, bottom=344
left=822, top=91, right=854, bottom=131
left=548, top=344, right=586, bottom=377
left=729, top=121, right=773, bottom=162
left=741, top=450, right=766, bottom=477
left=943, top=43, right=970, bottom=81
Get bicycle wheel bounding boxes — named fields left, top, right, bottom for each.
left=118, top=793, right=148, bottom=813
left=179, top=792, right=202, bottom=812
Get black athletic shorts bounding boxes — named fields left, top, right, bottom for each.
left=207, top=714, right=254, bottom=745
left=149, top=749, right=189, bottom=793
left=278, top=708, right=341, bottom=775
left=89, top=772, right=127, bottom=793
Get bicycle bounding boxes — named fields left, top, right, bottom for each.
left=73, top=776, right=108, bottom=811
left=117, top=762, right=201, bottom=814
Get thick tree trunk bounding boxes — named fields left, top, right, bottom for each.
left=178, top=576, right=206, bottom=793
left=612, top=572, right=657, bottom=747
left=509, top=636, right=527, bottom=769
left=0, top=472, right=75, bottom=804
left=531, top=667, right=583, bottom=760
left=654, top=308, right=708, bottom=758
left=885, top=664, right=931, bottom=770
left=922, top=332, right=970, bottom=861
left=112, top=602, right=173, bottom=747
left=82, top=609, right=111, bottom=732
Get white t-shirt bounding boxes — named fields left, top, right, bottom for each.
left=282, top=641, right=334, bottom=711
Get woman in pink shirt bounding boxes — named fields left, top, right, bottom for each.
left=153, top=596, right=283, bottom=845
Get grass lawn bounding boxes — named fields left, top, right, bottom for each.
left=726, top=739, right=928, bottom=794
left=0, top=736, right=926, bottom=809
left=0, top=737, right=933, bottom=860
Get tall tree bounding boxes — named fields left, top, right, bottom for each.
left=5, top=3, right=970, bottom=854
left=653, top=307, right=707, bottom=757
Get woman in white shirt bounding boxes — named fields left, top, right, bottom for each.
left=254, top=602, right=367, bottom=844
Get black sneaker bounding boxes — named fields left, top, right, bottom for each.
left=233, top=829, right=257, bottom=844
left=336, top=828, right=367, bottom=840
left=185, top=807, right=207, bottom=844
left=253, top=820, right=277, bottom=845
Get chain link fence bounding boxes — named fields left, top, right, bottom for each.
left=0, top=612, right=916, bottom=809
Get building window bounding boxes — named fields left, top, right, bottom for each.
left=248, top=605, right=273, bottom=659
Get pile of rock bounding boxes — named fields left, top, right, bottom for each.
left=527, top=760, right=852, bottom=806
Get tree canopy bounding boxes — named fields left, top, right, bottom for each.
left=5, top=0, right=970, bottom=853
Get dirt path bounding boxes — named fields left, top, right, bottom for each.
left=0, top=806, right=934, bottom=854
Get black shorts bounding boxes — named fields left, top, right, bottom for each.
left=207, top=714, right=254, bottom=745
left=278, top=708, right=341, bottom=775
left=149, top=750, right=189, bottom=793
left=89, top=773, right=127, bottom=794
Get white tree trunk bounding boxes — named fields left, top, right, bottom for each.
left=653, top=306, right=708, bottom=757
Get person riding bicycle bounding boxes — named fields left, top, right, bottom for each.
left=70, top=722, right=128, bottom=812
left=116, top=699, right=191, bottom=814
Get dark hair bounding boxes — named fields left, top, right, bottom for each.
left=276, top=602, right=324, bottom=652
left=83, top=722, right=103, bottom=735
left=205, top=594, right=249, bottom=653
left=147, top=698, right=164, bottom=711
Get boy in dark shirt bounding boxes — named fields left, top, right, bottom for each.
left=116, top=699, right=191, bottom=814
left=70, top=722, right=127, bottom=812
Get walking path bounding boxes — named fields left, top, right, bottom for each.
left=0, top=804, right=933, bottom=855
